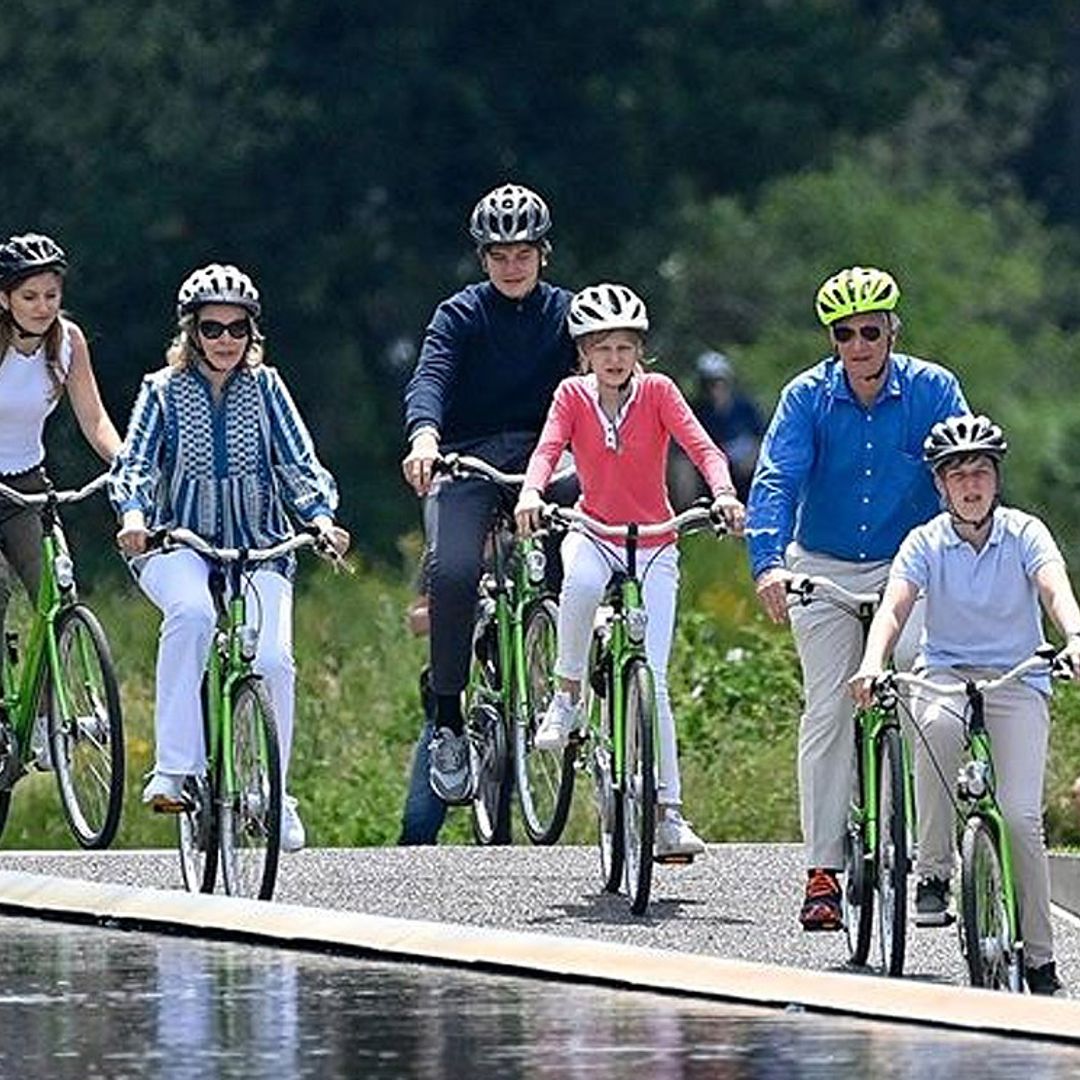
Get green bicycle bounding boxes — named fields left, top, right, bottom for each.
left=434, top=453, right=567, bottom=846
left=151, top=526, right=331, bottom=901
left=541, top=502, right=726, bottom=916
left=787, top=574, right=913, bottom=976
left=0, top=474, right=124, bottom=848
left=887, top=648, right=1063, bottom=991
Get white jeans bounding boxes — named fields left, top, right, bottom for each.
left=912, top=669, right=1054, bottom=967
left=138, top=549, right=296, bottom=785
left=555, top=531, right=683, bottom=805
left=786, top=545, right=924, bottom=870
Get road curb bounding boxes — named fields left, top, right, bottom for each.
left=1050, top=852, right=1080, bottom=918
left=0, top=868, right=1078, bottom=1045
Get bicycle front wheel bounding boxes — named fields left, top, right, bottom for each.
left=48, top=604, right=124, bottom=849
left=960, top=815, right=1023, bottom=991
left=515, top=598, right=575, bottom=845
left=219, top=676, right=282, bottom=901
left=622, top=658, right=656, bottom=916
left=874, top=725, right=908, bottom=977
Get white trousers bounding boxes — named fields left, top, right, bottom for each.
left=555, top=531, right=684, bottom=805
left=138, top=549, right=296, bottom=785
left=787, top=545, right=924, bottom=870
left=912, top=670, right=1054, bottom=966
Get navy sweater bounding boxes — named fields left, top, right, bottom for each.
left=403, top=280, right=576, bottom=447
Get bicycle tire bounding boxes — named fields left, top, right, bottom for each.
left=875, top=725, right=908, bottom=976
left=48, top=604, right=124, bottom=849
left=960, top=814, right=1023, bottom=991
left=622, top=658, right=656, bottom=916
left=592, top=646, right=624, bottom=892
left=219, top=676, right=282, bottom=901
left=470, top=621, right=513, bottom=846
left=842, top=725, right=874, bottom=965
left=179, top=676, right=219, bottom=893
left=515, top=597, right=576, bottom=845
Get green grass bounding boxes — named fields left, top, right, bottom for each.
left=4, top=534, right=1080, bottom=851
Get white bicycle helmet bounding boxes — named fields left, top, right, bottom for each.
left=469, top=184, right=552, bottom=246
left=923, top=414, right=1007, bottom=471
left=567, top=283, right=649, bottom=339
left=0, top=233, right=68, bottom=289
left=176, top=263, right=261, bottom=319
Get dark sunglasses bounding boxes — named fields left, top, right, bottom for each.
left=832, top=324, right=884, bottom=343
left=198, top=317, right=250, bottom=340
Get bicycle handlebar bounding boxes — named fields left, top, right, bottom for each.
left=433, top=452, right=575, bottom=489
left=785, top=574, right=881, bottom=609
left=0, top=472, right=110, bottom=507
left=540, top=502, right=728, bottom=539
left=875, top=645, right=1068, bottom=701
left=151, top=526, right=328, bottom=565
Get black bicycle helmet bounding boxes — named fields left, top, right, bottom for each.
left=923, top=414, right=1007, bottom=471
left=0, top=233, right=68, bottom=290
left=469, top=184, right=552, bottom=246
left=176, top=263, right=261, bottom=319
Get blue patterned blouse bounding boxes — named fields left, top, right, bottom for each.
left=109, top=363, right=338, bottom=573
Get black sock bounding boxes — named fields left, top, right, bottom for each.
left=436, top=694, right=463, bottom=735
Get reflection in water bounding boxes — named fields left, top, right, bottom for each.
left=0, top=916, right=1076, bottom=1078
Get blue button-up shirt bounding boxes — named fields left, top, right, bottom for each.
left=746, top=352, right=968, bottom=578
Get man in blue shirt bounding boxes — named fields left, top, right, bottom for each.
left=400, top=184, right=577, bottom=837
left=746, top=266, right=968, bottom=931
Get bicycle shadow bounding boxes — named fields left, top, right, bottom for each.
left=532, top=894, right=755, bottom=928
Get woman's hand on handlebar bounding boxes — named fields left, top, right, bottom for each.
left=116, top=509, right=149, bottom=557
left=711, top=491, right=745, bottom=536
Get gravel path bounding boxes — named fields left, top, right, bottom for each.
left=2, top=842, right=1078, bottom=993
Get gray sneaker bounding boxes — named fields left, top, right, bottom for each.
left=914, top=876, right=951, bottom=926
left=428, top=727, right=471, bottom=804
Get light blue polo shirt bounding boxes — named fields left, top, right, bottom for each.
left=890, top=507, right=1063, bottom=691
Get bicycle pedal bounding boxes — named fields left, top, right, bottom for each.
left=150, top=795, right=190, bottom=815
left=654, top=852, right=695, bottom=866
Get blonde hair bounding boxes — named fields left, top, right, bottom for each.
left=0, top=306, right=67, bottom=402
left=166, top=312, right=265, bottom=371
left=575, top=328, right=646, bottom=375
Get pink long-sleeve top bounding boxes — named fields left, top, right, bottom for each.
left=523, top=372, right=734, bottom=546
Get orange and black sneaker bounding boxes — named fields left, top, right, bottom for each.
left=800, top=868, right=842, bottom=931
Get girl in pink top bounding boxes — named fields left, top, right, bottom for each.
left=515, top=283, right=744, bottom=860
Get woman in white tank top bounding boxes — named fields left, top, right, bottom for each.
left=0, top=233, right=121, bottom=638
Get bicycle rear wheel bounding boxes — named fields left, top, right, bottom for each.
left=960, top=815, right=1023, bottom=991
left=874, top=725, right=908, bottom=976
left=515, top=598, right=575, bottom=845
left=219, top=676, right=281, bottom=901
left=842, top=727, right=873, bottom=964
left=178, top=772, right=218, bottom=893
left=622, top=658, right=656, bottom=916
left=48, top=604, right=124, bottom=849
left=470, top=623, right=512, bottom=846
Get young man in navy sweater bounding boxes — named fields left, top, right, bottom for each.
left=399, top=184, right=577, bottom=837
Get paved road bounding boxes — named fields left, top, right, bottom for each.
left=2, top=843, right=1078, bottom=993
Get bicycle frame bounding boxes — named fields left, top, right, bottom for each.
left=0, top=478, right=104, bottom=769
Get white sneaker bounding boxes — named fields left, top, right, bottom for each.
left=142, top=771, right=187, bottom=813
left=30, top=714, right=52, bottom=771
left=655, top=807, right=706, bottom=861
left=534, top=691, right=581, bottom=752
left=281, top=795, right=306, bottom=853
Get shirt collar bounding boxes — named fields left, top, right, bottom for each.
left=943, top=508, right=1004, bottom=548
left=828, top=353, right=902, bottom=405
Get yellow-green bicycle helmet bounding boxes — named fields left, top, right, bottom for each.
left=814, top=266, right=900, bottom=326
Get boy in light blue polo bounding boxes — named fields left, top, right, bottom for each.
left=852, top=415, right=1080, bottom=996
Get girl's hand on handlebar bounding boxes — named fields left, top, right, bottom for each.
left=116, top=509, right=149, bottom=556
left=402, top=432, right=440, bottom=496
left=312, top=515, right=351, bottom=557
left=711, top=492, right=745, bottom=536
left=514, top=488, right=543, bottom=536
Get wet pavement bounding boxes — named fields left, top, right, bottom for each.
left=4, top=914, right=1080, bottom=1080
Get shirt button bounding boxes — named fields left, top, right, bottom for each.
left=862, top=496, right=870, bottom=504
left=865, top=469, right=872, bottom=476
left=859, top=552, right=866, bottom=559
left=866, top=442, right=873, bottom=449
left=859, top=524, right=868, bottom=532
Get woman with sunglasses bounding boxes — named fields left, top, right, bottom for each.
left=744, top=265, right=969, bottom=933
left=109, top=263, right=347, bottom=852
